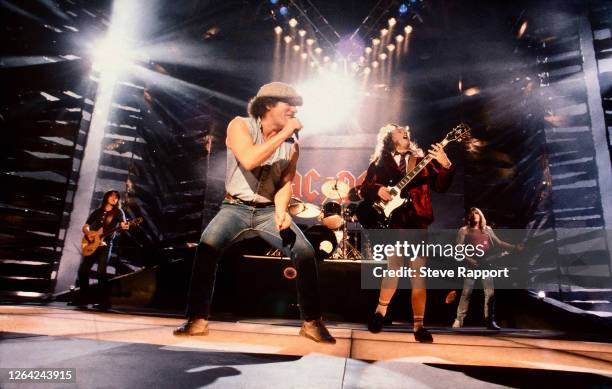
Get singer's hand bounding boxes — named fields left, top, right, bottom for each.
left=282, top=117, right=302, bottom=139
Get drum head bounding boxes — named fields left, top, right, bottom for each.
left=304, top=225, right=337, bottom=261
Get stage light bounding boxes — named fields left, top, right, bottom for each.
left=279, top=6, right=289, bottom=16
left=301, top=52, right=308, bottom=60
left=404, top=25, right=413, bottom=34
left=284, top=35, right=292, bottom=43
left=364, top=67, right=371, bottom=74
left=306, top=38, right=315, bottom=46
left=323, top=56, right=330, bottom=62
left=91, top=36, right=132, bottom=74
left=274, top=26, right=283, bottom=35
left=298, top=29, right=306, bottom=37
left=379, top=53, right=387, bottom=60
left=351, top=62, right=359, bottom=71
left=372, top=61, right=379, bottom=68
left=372, top=38, right=380, bottom=46
left=381, top=28, right=388, bottom=37
left=293, top=44, right=300, bottom=52
left=387, top=44, right=395, bottom=52
left=518, top=21, right=528, bottom=38
left=388, top=17, right=397, bottom=27
left=399, top=3, right=409, bottom=14
left=396, top=34, right=404, bottom=42
left=359, top=56, right=365, bottom=63
left=458, top=79, right=463, bottom=92
left=295, top=71, right=364, bottom=132
left=288, top=18, right=298, bottom=27
left=463, top=87, right=480, bottom=96
left=365, top=47, right=372, bottom=54
left=537, top=291, right=546, bottom=299
left=314, top=47, right=322, bottom=54
left=270, top=0, right=279, bottom=4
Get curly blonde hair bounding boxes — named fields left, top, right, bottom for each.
left=369, top=123, right=424, bottom=163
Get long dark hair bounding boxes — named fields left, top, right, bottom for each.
left=100, top=190, right=121, bottom=210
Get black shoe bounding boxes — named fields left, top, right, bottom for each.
left=92, top=303, right=111, bottom=311
left=299, top=319, right=336, bottom=344
left=368, top=312, right=385, bottom=333
left=414, top=327, right=434, bottom=343
left=486, top=319, right=501, bottom=330
left=173, top=318, right=209, bottom=336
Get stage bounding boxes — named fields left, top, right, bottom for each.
left=1, top=305, right=611, bottom=388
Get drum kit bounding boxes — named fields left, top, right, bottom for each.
left=289, top=179, right=363, bottom=260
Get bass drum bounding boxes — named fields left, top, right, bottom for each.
left=304, top=225, right=337, bottom=261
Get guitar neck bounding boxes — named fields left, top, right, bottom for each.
left=395, top=139, right=449, bottom=192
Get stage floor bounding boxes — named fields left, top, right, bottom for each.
left=1, top=305, right=611, bottom=388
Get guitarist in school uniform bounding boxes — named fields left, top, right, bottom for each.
left=359, top=123, right=454, bottom=342
left=74, top=190, right=129, bottom=310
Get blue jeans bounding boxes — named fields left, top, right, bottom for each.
left=455, top=276, right=495, bottom=322
left=186, top=202, right=322, bottom=320
left=76, top=243, right=112, bottom=305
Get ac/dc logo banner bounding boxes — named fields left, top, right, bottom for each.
left=294, top=134, right=374, bottom=206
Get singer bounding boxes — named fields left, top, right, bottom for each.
left=174, top=82, right=335, bottom=343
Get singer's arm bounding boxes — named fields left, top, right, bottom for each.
left=226, top=117, right=296, bottom=171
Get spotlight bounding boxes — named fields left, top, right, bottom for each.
left=274, top=26, right=283, bottom=35
left=388, top=17, right=397, bottom=27
left=284, top=35, right=292, bottom=43
left=404, top=25, right=413, bottom=34
left=306, top=38, right=315, bottom=46
left=314, top=47, right=322, bottom=54
left=288, top=18, right=298, bottom=27
left=359, top=56, right=365, bottom=63
left=270, top=0, right=279, bottom=4
left=537, top=291, right=546, bottom=299
left=387, top=44, right=395, bottom=52
left=279, top=6, right=289, bottom=16
left=364, top=67, right=371, bottom=74
left=518, top=21, right=528, bottom=38
left=323, top=56, right=330, bottom=62
left=301, top=52, right=308, bottom=60
left=293, top=44, right=300, bottom=52
left=372, top=61, right=379, bottom=68
left=381, top=28, right=388, bottom=37
left=298, top=29, right=306, bottom=37
left=365, top=47, right=372, bottom=54
left=372, top=38, right=380, bottom=46
left=379, top=53, right=387, bottom=60
left=351, top=62, right=359, bottom=71
left=395, top=34, right=404, bottom=42
left=399, top=3, right=409, bottom=14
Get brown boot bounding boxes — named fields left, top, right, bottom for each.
left=173, top=318, right=209, bottom=336
left=299, top=319, right=336, bottom=344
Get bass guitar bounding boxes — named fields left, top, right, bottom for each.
left=81, top=217, right=143, bottom=256
left=356, top=124, right=470, bottom=228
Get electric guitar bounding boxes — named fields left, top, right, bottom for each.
left=81, top=217, right=143, bottom=256
left=356, top=124, right=471, bottom=228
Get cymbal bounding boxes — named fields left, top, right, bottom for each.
left=288, top=202, right=321, bottom=218
left=321, top=179, right=350, bottom=200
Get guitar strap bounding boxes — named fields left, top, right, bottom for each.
left=407, top=155, right=417, bottom=173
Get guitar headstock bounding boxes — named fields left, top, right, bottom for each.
left=444, top=123, right=471, bottom=143
left=129, top=217, right=144, bottom=226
